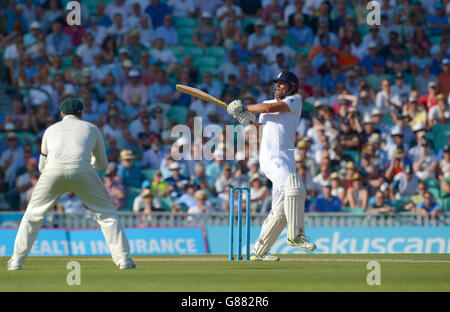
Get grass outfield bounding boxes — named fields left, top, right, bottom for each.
left=1, top=254, right=449, bottom=292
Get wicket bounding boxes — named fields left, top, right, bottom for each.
left=229, top=187, right=251, bottom=261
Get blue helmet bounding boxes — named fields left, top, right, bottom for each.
left=273, top=71, right=299, bottom=93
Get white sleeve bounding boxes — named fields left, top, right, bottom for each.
left=283, top=95, right=302, bottom=117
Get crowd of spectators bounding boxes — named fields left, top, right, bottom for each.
left=0, top=0, right=449, bottom=222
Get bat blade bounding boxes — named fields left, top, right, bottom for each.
left=176, top=84, right=228, bottom=109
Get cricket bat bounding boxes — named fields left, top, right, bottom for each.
left=176, top=84, right=228, bottom=109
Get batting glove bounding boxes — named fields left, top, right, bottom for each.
left=236, top=111, right=256, bottom=125
left=227, top=100, right=243, bottom=117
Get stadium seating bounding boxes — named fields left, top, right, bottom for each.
left=168, top=105, right=189, bottom=124
left=181, top=46, right=204, bottom=57
left=158, top=197, right=174, bottom=211
left=125, top=187, right=141, bottom=211
left=342, top=149, right=360, bottom=164
left=193, top=56, right=218, bottom=68
left=430, top=124, right=450, bottom=152
left=174, top=17, right=197, bottom=28
left=140, top=168, right=158, bottom=182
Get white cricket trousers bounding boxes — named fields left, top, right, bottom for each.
left=11, top=166, right=131, bottom=266
left=253, top=153, right=301, bottom=256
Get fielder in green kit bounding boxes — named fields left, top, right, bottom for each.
left=7, top=98, right=135, bottom=270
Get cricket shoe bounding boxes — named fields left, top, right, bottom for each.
left=7, top=259, right=22, bottom=271
left=250, top=252, right=280, bottom=262
left=287, top=234, right=317, bottom=251
left=119, top=258, right=136, bottom=270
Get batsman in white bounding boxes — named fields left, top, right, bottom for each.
left=227, top=71, right=316, bottom=261
left=7, top=98, right=135, bottom=270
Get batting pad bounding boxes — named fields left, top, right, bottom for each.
left=253, top=203, right=287, bottom=256
left=284, top=173, right=306, bottom=240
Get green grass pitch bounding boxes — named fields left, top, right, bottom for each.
left=1, top=254, right=449, bottom=292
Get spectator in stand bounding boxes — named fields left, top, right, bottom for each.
left=104, top=169, right=126, bottom=210
left=107, top=13, right=129, bottom=43
left=412, top=138, right=439, bottom=180
left=95, top=2, right=113, bottom=28
left=217, top=0, right=243, bottom=28
left=105, top=0, right=132, bottom=21
left=368, top=189, right=396, bottom=214
left=122, top=68, right=148, bottom=107
left=100, top=35, right=117, bottom=64
left=385, top=148, right=409, bottom=182
left=415, top=64, right=439, bottom=96
left=336, top=118, right=360, bottom=150
left=141, top=133, right=170, bottom=169
left=416, top=191, right=443, bottom=219
left=137, top=50, right=157, bottom=86
left=428, top=93, right=450, bottom=127
left=155, top=13, right=178, bottom=47
left=249, top=173, right=271, bottom=213
left=406, top=94, right=428, bottom=129
left=438, top=143, right=450, bottom=175
left=193, top=12, right=221, bottom=49
left=76, top=33, right=101, bottom=67
left=221, top=14, right=242, bottom=49
left=217, top=50, right=240, bottom=84
left=167, top=0, right=195, bottom=18
left=148, top=68, right=173, bottom=104
left=313, top=20, right=340, bottom=50
left=197, top=71, right=222, bottom=98
left=187, top=189, right=214, bottom=222
left=392, top=163, right=420, bottom=200
left=14, top=157, right=39, bottom=211
left=248, top=52, right=272, bottom=85
left=126, top=29, right=147, bottom=65
left=438, top=58, right=450, bottom=96
left=149, top=170, right=169, bottom=197
left=137, top=15, right=157, bottom=48
left=419, top=81, right=439, bottom=112
left=45, top=21, right=72, bottom=56
left=145, top=0, right=171, bottom=29
left=314, top=181, right=342, bottom=212
left=125, top=3, right=146, bottom=30
left=150, top=38, right=178, bottom=75
left=346, top=172, right=368, bottom=210
left=248, top=20, right=271, bottom=53
left=165, top=162, right=190, bottom=201
left=63, top=23, right=85, bottom=48
left=391, top=73, right=412, bottom=105
left=86, top=16, right=108, bottom=47
left=215, top=163, right=239, bottom=194
left=117, top=149, right=143, bottom=188
left=261, top=0, right=284, bottom=25
left=56, top=192, right=85, bottom=214
left=426, top=2, right=450, bottom=37
left=133, top=188, right=155, bottom=221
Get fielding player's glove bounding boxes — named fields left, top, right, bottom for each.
left=227, top=100, right=243, bottom=118
left=236, top=111, right=256, bottom=125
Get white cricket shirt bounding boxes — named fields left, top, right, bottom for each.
left=41, top=115, right=109, bottom=171
left=259, top=95, right=303, bottom=161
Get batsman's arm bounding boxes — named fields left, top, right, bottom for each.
left=245, top=99, right=291, bottom=114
